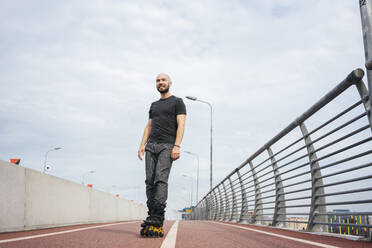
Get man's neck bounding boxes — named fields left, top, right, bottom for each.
left=160, top=92, right=172, bottom=99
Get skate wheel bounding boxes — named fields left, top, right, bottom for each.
left=159, top=233, right=164, bottom=238
left=145, top=226, right=150, bottom=237
left=140, top=228, right=145, bottom=236
left=148, top=226, right=154, bottom=237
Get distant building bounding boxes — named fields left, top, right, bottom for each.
left=287, top=217, right=308, bottom=231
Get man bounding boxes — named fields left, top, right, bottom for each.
left=138, top=73, right=186, bottom=237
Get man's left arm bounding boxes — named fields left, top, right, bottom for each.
left=171, top=114, right=186, bottom=161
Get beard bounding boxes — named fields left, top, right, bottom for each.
left=157, top=85, right=169, bottom=93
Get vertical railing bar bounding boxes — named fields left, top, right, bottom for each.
left=209, top=195, right=215, bottom=220
left=206, top=195, right=212, bottom=220
left=206, top=196, right=212, bottom=220
left=212, top=191, right=218, bottom=220
left=249, top=161, right=262, bottom=224
left=209, top=195, right=214, bottom=220
left=267, top=147, right=286, bottom=227
left=209, top=193, right=216, bottom=220
left=212, top=189, right=219, bottom=220
left=228, top=176, right=238, bottom=222
left=204, top=197, right=208, bottom=220
left=355, top=79, right=372, bottom=132
left=217, top=186, right=224, bottom=221
left=300, top=123, right=326, bottom=232
left=237, top=169, right=249, bottom=223
left=222, top=181, right=230, bottom=221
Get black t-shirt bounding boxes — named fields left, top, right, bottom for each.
left=148, top=95, right=186, bottom=144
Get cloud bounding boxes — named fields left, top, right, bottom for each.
left=0, top=0, right=370, bottom=213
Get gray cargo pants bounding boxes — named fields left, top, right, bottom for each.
left=145, top=142, right=173, bottom=224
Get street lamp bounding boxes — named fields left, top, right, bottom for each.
left=183, top=150, right=199, bottom=204
left=359, top=0, right=372, bottom=118
left=182, top=174, right=194, bottom=207
left=185, top=96, right=213, bottom=191
left=82, top=170, right=95, bottom=185
left=43, top=147, right=62, bottom=173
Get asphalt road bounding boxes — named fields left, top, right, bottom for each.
left=0, top=220, right=370, bottom=248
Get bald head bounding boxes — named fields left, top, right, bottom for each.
left=156, top=73, right=172, bottom=94
left=156, top=73, right=171, bottom=82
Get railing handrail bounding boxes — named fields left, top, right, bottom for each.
left=198, top=69, right=366, bottom=206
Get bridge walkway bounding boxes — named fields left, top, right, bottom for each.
left=0, top=220, right=370, bottom=248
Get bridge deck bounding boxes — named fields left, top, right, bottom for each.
left=0, top=221, right=370, bottom=248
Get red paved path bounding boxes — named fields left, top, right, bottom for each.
left=0, top=221, right=370, bottom=248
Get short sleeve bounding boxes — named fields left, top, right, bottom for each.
left=149, top=104, right=153, bottom=119
left=175, top=98, right=187, bottom=115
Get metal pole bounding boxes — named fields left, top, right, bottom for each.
left=359, top=0, right=372, bottom=115
left=183, top=151, right=200, bottom=204
left=197, top=156, right=199, bottom=204
left=209, top=102, right=213, bottom=191
left=198, top=100, right=213, bottom=191
left=185, top=96, right=213, bottom=191
left=43, top=147, right=61, bottom=173
left=43, top=150, right=52, bottom=173
left=191, top=178, right=194, bottom=207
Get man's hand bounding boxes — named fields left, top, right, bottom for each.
left=138, top=145, right=145, bottom=160
left=171, top=146, right=180, bottom=161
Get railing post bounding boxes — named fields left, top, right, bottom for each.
left=300, top=123, right=326, bottom=232
left=207, top=195, right=214, bottom=220
left=222, top=181, right=230, bottom=221
left=212, top=189, right=219, bottom=220
left=249, top=161, right=263, bottom=224
left=228, top=176, right=238, bottom=222
left=359, top=0, right=372, bottom=115
left=237, top=169, right=249, bottom=223
left=217, top=186, right=224, bottom=221
left=204, top=196, right=210, bottom=220
left=267, top=147, right=286, bottom=227
left=355, top=79, right=372, bottom=132
left=205, top=195, right=211, bottom=220
left=211, top=193, right=218, bottom=220
left=201, top=199, right=205, bottom=220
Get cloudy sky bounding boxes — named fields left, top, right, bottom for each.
left=0, top=1, right=370, bottom=213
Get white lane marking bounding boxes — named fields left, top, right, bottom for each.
left=212, top=222, right=340, bottom=248
left=0, top=221, right=140, bottom=244
left=161, top=221, right=179, bottom=248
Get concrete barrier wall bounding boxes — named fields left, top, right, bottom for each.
left=0, top=160, right=147, bottom=233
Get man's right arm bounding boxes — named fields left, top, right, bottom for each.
left=138, top=119, right=152, bottom=160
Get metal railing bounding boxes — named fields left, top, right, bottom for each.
left=191, top=69, right=372, bottom=236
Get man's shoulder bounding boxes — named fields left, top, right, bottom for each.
left=171, top=95, right=183, bottom=102
left=151, top=95, right=183, bottom=104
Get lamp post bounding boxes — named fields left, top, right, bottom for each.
left=82, top=170, right=95, bottom=185
left=182, top=174, right=194, bottom=207
left=359, top=0, right=372, bottom=117
left=183, top=150, right=200, bottom=204
left=185, top=96, right=213, bottom=191
left=43, top=147, right=62, bottom=173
